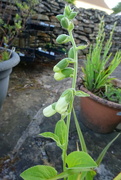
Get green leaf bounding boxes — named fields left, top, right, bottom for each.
left=96, top=133, right=120, bottom=166
left=40, top=132, right=61, bottom=147
left=66, top=151, right=97, bottom=168
left=114, top=172, right=121, bottom=180
left=77, top=45, right=88, bottom=50
left=54, top=120, right=67, bottom=147
left=0, top=18, right=4, bottom=25
left=73, top=108, right=88, bottom=152
left=67, top=173, right=79, bottom=180
left=85, top=171, right=97, bottom=180
left=20, top=165, right=57, bottom=180
left=75, top=91, right=90, bottom=97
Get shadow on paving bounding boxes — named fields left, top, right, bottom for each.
left=0, top=59, right=121, bottom=180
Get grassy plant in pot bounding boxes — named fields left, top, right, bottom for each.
left=80, top=18, right=121, bottom=133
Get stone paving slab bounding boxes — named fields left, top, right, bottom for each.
left=0, top=60, right=121, bottom=180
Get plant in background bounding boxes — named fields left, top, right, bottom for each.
left=20, top=5, right=120, bottom=180
left=81, top=17, right=121, bottom=102
left=64, top=0, right=75, bottom=5
left=0, top=0, right=39, bottom=61
left=112, top=2, right=121, bottom=14
left=104, top=84, right=121, bottom=103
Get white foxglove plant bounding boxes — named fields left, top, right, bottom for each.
left=20, top=5, right=120, bottom=180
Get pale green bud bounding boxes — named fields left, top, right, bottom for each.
left=55, top=89, right=74, bottom=114
left=56, top=34, right=70, bottom=44
left=61, top=17, right=70, bottom=29
left=43, top=103, right=56, bottom=117
left=56, top=14, right=64, bottom=21
left=54, top=67, right=74, bottom=81
left=61, top=88, right=74, bottom=103
left=53, top=59, right=69, bottom=72
left=64, top=5, right=71, bottom=17
left=54, top=72, right=65, bottom=81
left=68, top=47, right=74, bottom=59
left=55, top=97, right=68, bottom=114
left=66, top=58, right=75, bottom=63
left=68, top=22, right=74, bottom=31
left=68, top=12, right=78, bottom=20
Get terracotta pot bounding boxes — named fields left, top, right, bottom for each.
left=79, top=79, right=121, bottom=133
left=0, top=48, right=20, bottom=109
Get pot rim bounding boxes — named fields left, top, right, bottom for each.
left=0, top=48, right=20, bottom=71
left=79, top=79, right=121, bottom=110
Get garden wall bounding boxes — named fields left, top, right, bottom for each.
left=1, top=0, right=121, bottom=56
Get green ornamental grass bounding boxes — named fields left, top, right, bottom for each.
left=82, top=18, right=121, bottom=95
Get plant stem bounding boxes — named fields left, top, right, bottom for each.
left=63, top=30, right=78, bottom=179
left=66, top=30, right=78, bottom=135
left=73, top=108, right=87, bottom=153
left=65, top=30, right=78, bottom=141
left=69, top=31, right=78, bottom=89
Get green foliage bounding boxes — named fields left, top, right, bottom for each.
left=0, top=0, right=39, bottom=48
left=96, top=133, right=120, bottom=166
left=64, top=0, right=76, bottom=5
left=20, top=5, right=120, bottom=180
left=82, top=17, right=121, bottom=94
left=40, top=119, right=67, bottom=149
left=0, top=50, right=10, bottom=62
left=20, top=165, right=57, bottom=180
left=114, top=172, right=121, bottom=180
left=66, top=151, right=97, bottom=168
left=112, top=2, right=121, bottom=14
left=104, top=84, right=121, bottom=103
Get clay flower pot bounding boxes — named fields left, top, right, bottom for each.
left=79, top=79, right=121, bottom=133
left=0, top=48, right=20, bottom=109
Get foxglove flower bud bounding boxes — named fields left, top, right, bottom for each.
left=64, top=5, right=71, bottom=17
left=55, top=89, right=74, bottom=114
left=56, top=34, right=70, bottom=44
left=43, top=103, right=56, bottom=117
left=54, top=67, right=74, bottom=81
left=55, top=97, right=68, bottom=114
left=68, top=47, right=74, bottom=59
left=56, top=14, right=64, bottom=21
left=53, top=59, right=69, bottom=72
left=61, top=17, right=70, bottom=29
left=68, top=22, right=74, bottom=31
left=68, top=12, right=78, bottom=20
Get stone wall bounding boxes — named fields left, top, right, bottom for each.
left=31, top=0, right=121, bottom=56
left=1, top=0, right=121, bottom=56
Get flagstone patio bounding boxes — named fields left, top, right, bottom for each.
left=0, top=58, right=121, bottom=180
